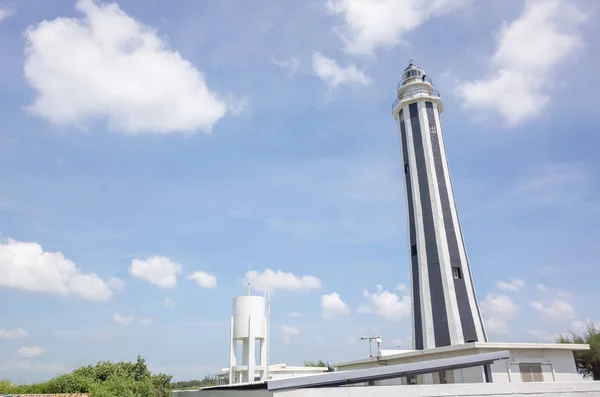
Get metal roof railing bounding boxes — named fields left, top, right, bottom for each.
left=397, top=75, right=433, bottom=91
left=392, top=89, right=440, bottom=109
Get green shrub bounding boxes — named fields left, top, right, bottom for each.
left=0, top=355, right=173, bottom=397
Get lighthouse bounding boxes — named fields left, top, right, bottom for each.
left=392, top=61, right=487, bottom=350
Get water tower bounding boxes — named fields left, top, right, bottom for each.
left=228, top=291, right=270, bottom=384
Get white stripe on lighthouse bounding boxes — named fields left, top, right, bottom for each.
left=418, top=101, right=464, bottom=345
left=431, top=105, right=487, bottom=342
left=403, top=104, right=435, bottom=349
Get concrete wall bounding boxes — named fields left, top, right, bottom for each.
left=276, top=381, right=600, bottom=397
left=335, top=347, right=584, bottom=385
left=489, top=348, right=583, bottom=383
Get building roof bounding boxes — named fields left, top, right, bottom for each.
left=332, top=342, right=590, bottom=368
left=215, top=363, right=328, bottom=377
left=200, top=350, right=510, bottom=393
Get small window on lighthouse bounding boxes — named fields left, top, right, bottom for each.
left=429, top=124, right=437, bottom=133
left=452, top=267, right=462, bottom=279
left=404, top=163, right=409, bottom=173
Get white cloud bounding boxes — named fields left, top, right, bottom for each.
left=0, top=328, right=28, bottom=339
left=139, top=318, right=152, bottom=326
left=113, top=313, right=134, bottom=326
left=491, top=163, right=590, bottom=210
left=527, top=328, right=559, bottom=342
left=571, top=319, right=599, bottom=334
left=321, top=292, right=350, bottom=320
left=481, top=294, right=519, bottom=334
left=536, top=284, right=548, bottom=293
left=163, top=297, right=175, bottom=309
left=186, top=271, right=217, bottom=288
left=281, top=325, right=300, bottom=335
left=361, top=285, right=411, bottom=321
left=556, top=289, right=572, bottom=300
left=23, top=0, right=229, bottom=134
left=531, top=298, right=575, bottom=320
left=0, top=5, right=14, bottom=22
left=312, top=52, right=370, bottom=89
left=396, top=283, right=407, bottom=292
left=356, top=303, right=372, bottom=314
left=0, top=238, right=113, bottom=301
left=324, top=0, right=468, bottom=55
left=271, top=56, right=300, bottom=77
left=107, top=277, right=126, bottom=293
left=455, top=0, right=587, bottom=126
left=0, top=359, right=68, bottom=374
left=287, top=312, right=301, bottom=317
left=496, top=278, right=525, bottom=292
left=244, top=269, right=321, bottom=292
left=281, top=325, right=300, bottom=343
left=129, top=256, right=182, bottom=289
left=18, top=346, right=45, bottom=359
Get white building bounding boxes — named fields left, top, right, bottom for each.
left=216, top=363, right=329, bottom=385
left=199, top=351, right=600, bottom=397
left=332, top=342, right=590, bottom=385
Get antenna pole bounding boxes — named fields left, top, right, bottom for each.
left=265, top=289, right=271, bottom=380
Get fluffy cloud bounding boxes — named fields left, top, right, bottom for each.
left=129, top=256, right=182, bottom=289
left=281, top=325, right=301, bottom=343
left=531, top=298, right=575, bottom=320
left=0, top=328, right=28, bottom=339
left=481, top=294, right=519, bottom=334
left=18, top=346, right=45, bottom=359
left=163, top=297, right=175, bottom=309
left=536, top=284, right=548, bottom=293
left=244, top=269, right=321, bottom=292
left=496, top=278, right=525, bottom=292
left=324, top=0, right=468, bottom=55
left=312, top=52, right=370, bottom=89
left=281, top=325, right=300, bottom=335
left=186, top=271, right=217, bottom=288
left=23, top=0, right=229, bottom=134
left=360, top=285, right=411, bottom=322
left=321, top=292, right=350, bottom=320
left=107, top=277, right=126, bottom=293
left=456, top=0, right=587, bottom=126
left=0, top=6, right=14, bottom=22
left=527, top=328, right=559, bottom=342
left=113, top=313, right=134, bottom=326
left=0, top=238, right=113, bottom=301
left=271, top=56, right=300, bottom=77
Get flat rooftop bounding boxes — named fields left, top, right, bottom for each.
left=332, top=342, right=590, bottom=368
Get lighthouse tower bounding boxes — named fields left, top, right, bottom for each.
left=392, top=61, right=487, bottom=350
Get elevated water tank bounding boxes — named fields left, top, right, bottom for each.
left=232, top=296, right=266, bottom=339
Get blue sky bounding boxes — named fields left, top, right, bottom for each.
left=1, top=0, right=599, bottom=383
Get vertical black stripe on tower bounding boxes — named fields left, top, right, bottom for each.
left=425, top=102, right=478, bottom=343
left=409, top=102, right=450, bottom=347
left=399, top=108, right=423, bottom=350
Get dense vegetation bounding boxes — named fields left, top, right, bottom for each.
left=558, top=322, right=600, bottom=380
left=171, top=376, right=218, bottom=390
left=304, top=359, right=333, bottom=372
left=0, top=355, right=173, bottom=397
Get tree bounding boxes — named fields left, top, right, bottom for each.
left=557, top=322, right=600, bottom=380
left=304, top=359, right=334, bottom=372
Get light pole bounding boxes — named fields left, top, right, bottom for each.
left=360, top=336, right=382, bottom=357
